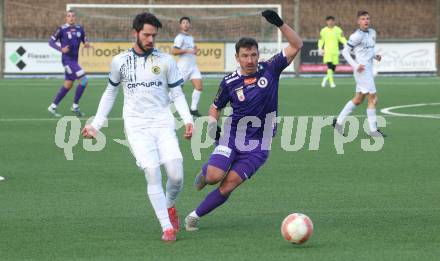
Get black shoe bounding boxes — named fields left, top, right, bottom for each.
left=369, top=129, right=387, bottom=138
left=332, top=118, right=346, bottom=137
left=190, top=110, right=202, bottom=117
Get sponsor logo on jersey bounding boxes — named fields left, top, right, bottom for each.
left=152, top=66, right=161, bottom=75
left=127, top=80, right=163, bottom=89
left=244, top=77, right=257, bottom=85
left=257, top=77, right=268, bottom=88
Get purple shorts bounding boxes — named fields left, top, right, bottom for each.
left=207, top=145, right=270, bottom=181
left=63, top=61, right=85, bottom=81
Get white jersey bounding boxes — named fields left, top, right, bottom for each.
left=346, top=28, right=376, bottom=67
left=108, top=48, right=184, bottom=128
left=173, top=32, right=197, bottom=67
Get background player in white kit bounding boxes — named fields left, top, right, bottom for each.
left=333, top=10, right=386, bottom=137
left=172, top=17, right=203, bottom=117
left=82, top=13, right=194, bottom=242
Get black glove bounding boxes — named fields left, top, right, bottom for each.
left=208, top=122, right=222, bottom=141
left=215, top=126, right=221, bottom=141
left=262, top=10, right=284, bottom=27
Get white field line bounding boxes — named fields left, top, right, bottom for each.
left=381, top=103, right=440, bottom=119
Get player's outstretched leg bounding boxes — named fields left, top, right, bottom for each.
left=48, top=82, right=72, bottom=117
left=164, top=159, right=184, bottom=231
left=186, top=171, right=242, bottom=231
left=144, top=166, right=176, bottom=242
left=71, top=76, right=88, bottom=117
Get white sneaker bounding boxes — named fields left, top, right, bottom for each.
left=330, top=83, right=336, bottom=88
left=185, top=214, right=200, bottom=231
left=48, top=106, right=62, bottom=117
left=321, top=77, right=328, bottom=87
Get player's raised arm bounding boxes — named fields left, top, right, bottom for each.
left=262, top=10, right=303, bottom=64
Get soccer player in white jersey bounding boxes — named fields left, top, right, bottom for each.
left=333, top=11, right=386, bottom=137
left=81, top=13, right=194, bottom=242
left=172, top=17, right=203, bottom=117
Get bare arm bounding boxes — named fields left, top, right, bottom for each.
left=279, top=23, right=303, bottom=64
left=208, top=105, right=222, bottom=140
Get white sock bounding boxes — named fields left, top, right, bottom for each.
left=337, top=101, right=357, bottom=124
left=189, top=210, right=199, bottom=218
left=50, top=103, right=57, bottom=109
left=191, top=89, right=202, bottom=111
left=164, top=159, right=184, bottom=208
left=367, top=108, right=377, bottom=132
left=144, top=167, right=173, bottom=231
left=72, top=103, right=79, bottom=109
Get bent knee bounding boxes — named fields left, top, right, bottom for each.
left=205, top=165, right=225, bottom=184
left=79, top=76, right=88, bottom=87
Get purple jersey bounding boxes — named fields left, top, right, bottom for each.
left=49, top=24, right=87, bottom=62
left=213, top=50, right=289, bottom=150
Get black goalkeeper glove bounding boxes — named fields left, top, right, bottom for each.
left=262, top=10, right=284, bottom=27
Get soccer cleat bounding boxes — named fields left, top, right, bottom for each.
left=48, top=106, right=62, bottom=117
left=190, top=109, right=202, bottom=117
left=369, top=129, right=387, bottom=138
left=185, top=214, right=200, bottom=231
left=161, top=228, right=177, bottom=242
left=71, top=107, right=85, bottom=117
left=194, top=171, right=207, bottom=191
left=0, top=176, right=5, bottom=181
left=330, top=83, right=336, bottom=88
left=168, top=207, right=180, bottom=231
left=321, top=76, right=328, bottom=87
left=332, top=118, right=346, bottom=137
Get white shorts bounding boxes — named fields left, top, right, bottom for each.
left=178, top=63, right=202, bottom=82
left=124, top=120, right=183, bottom=169
left=354, top=67, right=376, bottom=94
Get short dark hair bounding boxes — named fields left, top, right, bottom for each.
left=357, top=10, right=369, bottom=17
left=179, top=16, right=191, bottom=24
left=235, top=37, right=258, bottom=54
left=132, top=12, right=162, bottom=32
left=326, top=16, right=335, bottom=21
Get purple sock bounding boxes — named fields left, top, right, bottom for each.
left=195, top=188, right=229, bottom=217
left=52, top=86, right=70, bottom=105
left=73, top=84, right=86, bottom=105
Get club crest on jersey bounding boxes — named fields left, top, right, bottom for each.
left=235, top=87, right=245, bottom=101
left=152, top=66, right=161, bottom=75
left=77, top=32, right=81, bottom=38
left=257, top=77, right=268, bottom=88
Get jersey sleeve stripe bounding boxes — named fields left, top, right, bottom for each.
left=168, top=79, right=184, bottom=88
left=173, top=46, right=181, bottom=49
left=108, top=78, right=120, bottom=86
left=347, top=42, right=354, bottom=48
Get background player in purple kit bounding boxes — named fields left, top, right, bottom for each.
left=47, top=10, right=90, bottom=117
left=184, top=10, right=303, bottom=231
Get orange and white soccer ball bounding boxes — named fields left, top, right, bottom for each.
left=281, top=213, right=314, bottom=244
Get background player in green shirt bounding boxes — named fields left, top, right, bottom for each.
left=318, top=16, right=347, bottom=88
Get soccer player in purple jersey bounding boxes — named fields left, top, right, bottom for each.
left=184, top=10, right=303, bottom=231
left=47, top=10, right=90, bottom=117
